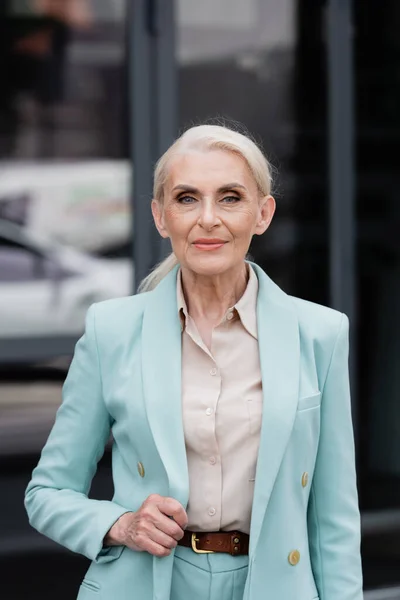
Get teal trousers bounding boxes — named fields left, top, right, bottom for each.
left=170, top=544, right=249, bottom=600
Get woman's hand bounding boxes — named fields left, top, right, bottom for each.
left=104, top=494, right=188, bottom=557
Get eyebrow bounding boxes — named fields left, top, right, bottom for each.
left=172, top=182, right=247, bottom=194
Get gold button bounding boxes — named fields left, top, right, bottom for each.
left=301, top=472, right=309, bottom=487
left=288, top=550, right=300, bottom=566
left=233, top=537, right=240, bottom=544
left=137, top=462, right=145, bottom=477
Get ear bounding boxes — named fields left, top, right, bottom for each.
left=151, top=199, right=169, bottom=239
left=254, top=195, right=276, bottom=236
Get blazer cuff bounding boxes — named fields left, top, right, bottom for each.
left=92, top=502, right=131, bottom=564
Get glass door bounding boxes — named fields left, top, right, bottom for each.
left=176, top=0, right=329, bottom=306
left=0, top=2, right=176, bottom=598
left=355, top=0, right=400, bottom=590
left=0, top=0, right=133, bottom=364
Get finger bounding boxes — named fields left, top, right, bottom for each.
left=149, top=525, right=179, bottom=550
left=154, top=513, right=186, bottom=541
left=125, top=518, right=177, bottom=555
left=127, top=535, right=173, bottom=558
left=158, top=497, right=188, bottom=530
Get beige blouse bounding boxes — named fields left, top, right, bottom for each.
left=177, top=264, right=263, bottom=534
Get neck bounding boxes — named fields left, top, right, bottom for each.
left=180, top=262, right=249, bottom=325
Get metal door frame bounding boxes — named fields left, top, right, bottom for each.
left=327, top=0, right=357, bottom=431
left=130, top=0, right=177, bottom=290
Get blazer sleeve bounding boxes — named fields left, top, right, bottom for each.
left=307, top=313, right=363, bottom=599
left=24, top=305, right=130, bottom=563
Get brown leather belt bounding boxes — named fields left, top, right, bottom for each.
left=178, top=530, right=249, bottom=556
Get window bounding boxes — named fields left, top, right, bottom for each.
left=0, top=0, right=132, bottom=357
left=355, top=0, right=400, bottom=588
left=177, top=0, right=329, bottom=304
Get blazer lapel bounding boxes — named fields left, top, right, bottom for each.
left=141, top=262, right=300, bottom=571
left=248, top=263, right=300, bottom=558
left=141, top=266, right=189, bottom=509
left=141, top=267, right=191, bottom=600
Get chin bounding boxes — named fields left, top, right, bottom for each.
left=186, top=254, right=238, bottom=277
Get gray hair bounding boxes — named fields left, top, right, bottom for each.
left=138, top=124, right=273, bottom=293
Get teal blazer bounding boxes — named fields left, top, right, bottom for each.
left=25, top=263, right=363, bottom=600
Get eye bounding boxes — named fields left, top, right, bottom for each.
left=221, top=195, right=241, bottom=203
left=177, top=195, right=197, bottom=204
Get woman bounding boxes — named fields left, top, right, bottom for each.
left=25, top=124, right=363, bottom=600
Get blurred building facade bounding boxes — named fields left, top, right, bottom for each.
left=0, top=1, right=399, bottom=598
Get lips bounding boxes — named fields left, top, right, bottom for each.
left=193, top=239, right=226, bottom=244
left=193, top=239, right=227, bottom=251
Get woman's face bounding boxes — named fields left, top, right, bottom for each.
left=152, top=149, right=275, bottom=277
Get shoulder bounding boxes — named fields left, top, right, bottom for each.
left=89, top=292, right=152, bottom=339
left=287, top=296, right=350, bottom=388
left=288, top=295, right=348, bottom=348
left=251, top=261, right=348, bottom=346
left=289, top=295, right=344, bottom=331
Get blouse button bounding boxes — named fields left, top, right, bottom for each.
left=205, top=407, right=213, bottom=416
left=137, top=462, right=145, bottom=477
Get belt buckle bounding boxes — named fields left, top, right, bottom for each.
left=191, top=533, right=215, bottom=554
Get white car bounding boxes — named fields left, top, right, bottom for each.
left=0, top=161, right=132, bottom=254
left=0, top=220, right=133, bottom=340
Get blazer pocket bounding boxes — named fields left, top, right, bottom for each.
left=80, top=579, right=101, bottom=593
left=297, top=392, right=321, bottom=412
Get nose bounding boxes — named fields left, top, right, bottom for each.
left=197, top=199, right=220, bottom=230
